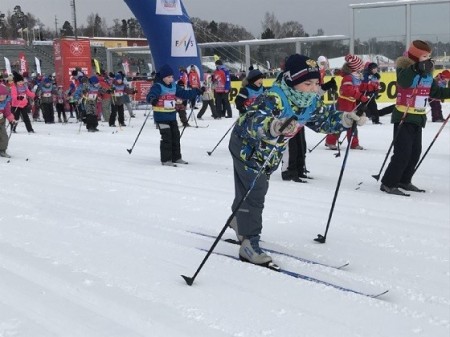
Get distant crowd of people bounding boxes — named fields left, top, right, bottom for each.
left=1, top=40, right=449, bottom=267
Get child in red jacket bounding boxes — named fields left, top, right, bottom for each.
left=325, top=54, right=369, bottom=150
left=429, top=70, right=450, bottom=122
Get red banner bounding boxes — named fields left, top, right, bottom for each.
left=130, top=80, right=153, bottom=102
left=54, top=38, right=92, bottom=91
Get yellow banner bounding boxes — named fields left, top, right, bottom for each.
left=93, top=58, right=101, bottom=74
left=229, top=71, right=444, bottom=104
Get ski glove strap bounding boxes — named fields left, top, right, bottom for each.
left=270, top=118, right=299, bottom=137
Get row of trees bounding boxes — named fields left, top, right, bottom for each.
left=0, top=6, right=447, bottom=71
left=0, top=11, right=146, bottom=41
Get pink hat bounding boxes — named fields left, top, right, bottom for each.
left=0, top=84, right=9, bottom=96
left=345, top=54, right=364, bottom=72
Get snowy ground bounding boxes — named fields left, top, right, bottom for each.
left=0, top=104, right=449, bottom=337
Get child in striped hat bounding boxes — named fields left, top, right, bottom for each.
left=325, top=54, right=370, bottom=150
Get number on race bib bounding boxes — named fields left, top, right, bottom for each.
left=164, top=100, right=175, bottom=108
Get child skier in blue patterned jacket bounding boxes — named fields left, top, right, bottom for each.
left=228, top=54, right=367, bottom=266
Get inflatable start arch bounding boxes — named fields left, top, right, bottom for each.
left=123, top=0, right=202, bottom=76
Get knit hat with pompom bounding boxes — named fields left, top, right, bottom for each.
left=345, top=54, right=364, bottom=72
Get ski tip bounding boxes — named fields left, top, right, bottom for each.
left=181, top=275, right=194, bottom=286
left=267, top=262, right=281, bottom=271
left=370, top=289, right=389, bottom=298
left=314, top=234, right=326, bottom=244
left=337, top=262, right=350, bottom=270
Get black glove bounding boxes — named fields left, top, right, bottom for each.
left=321, top=78, right=337, bottom=92
left=151, top=98, right=159, bottom=106
left=200, top=86, right=206, bottom=93
left=372, top=73, right=381, bottom=80
left=414, top=59, right=434, bottom=75
left=17, top=95, right=25, bottom=100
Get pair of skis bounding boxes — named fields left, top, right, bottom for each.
left=188, top=231, right=389, bottom=299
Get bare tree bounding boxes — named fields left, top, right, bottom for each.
left=261, top=12, right=281, bottom=38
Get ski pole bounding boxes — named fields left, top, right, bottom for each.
left=180, top=106, right=195, bottom=139
left=189, top=105, right=199, bottom=128
left=309, top=93, right=337, bottom=154
left=413, top=114, right=449, bottom=174
left=8, top=121, right=18, bottom=140
left=372, top=78, right=422, bottom=181
left=308, top=134, right=326, bottom=153
left=127, top=106, right=152, bottom=154
left=207, top=120, right=237, bottom=156
left=334, top=133, right=345, bottom=158
left=8, top=107, right=19, bottom=140
left=315, top=121, right=357, bottom=244
left=182, top=116, right=296, bottom=286
left=334, top=96, right=372, bottom=158
left=76, top=101, right=85, bottom=134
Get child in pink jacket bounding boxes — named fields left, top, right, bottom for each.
left=10, top=72, right=35, bottom=133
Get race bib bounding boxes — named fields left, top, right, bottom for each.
left=114, top=92, right=123, bottom=97
left=164, top=100, right=175, bottom=109
left=58, top=99, right=64, bottom=104
left=43, top=93, right=52, bottom=98
left=414, top=95, right=428, bottom=111
left=88, top=93, right=97, bottom=100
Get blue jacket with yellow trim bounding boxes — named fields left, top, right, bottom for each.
left=146, top=79, right=201, bottom=122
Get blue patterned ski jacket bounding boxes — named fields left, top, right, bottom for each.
left=229, top=85, right=348, bottom=174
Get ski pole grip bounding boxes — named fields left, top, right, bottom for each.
left=278, top=115, right=297, bottom=134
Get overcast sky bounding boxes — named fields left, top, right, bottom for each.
left=1, top=0, right=396, bottom=37
left=3, top=0, right=447, bottom=42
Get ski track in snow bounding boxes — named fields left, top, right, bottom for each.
left=0, top=104, right=449, bottom=337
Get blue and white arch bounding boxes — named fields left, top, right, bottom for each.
left=123, top=0, right=202, bottom=76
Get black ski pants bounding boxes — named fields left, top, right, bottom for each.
left=12, top=105, right=34, bottom=132
left=282, top=128, right=306, bottom=178
left=157, top=120, right=181, bottom=163
left=381, top=122, right=422, bottom=188
left=214, top=92, right=232, bottom=118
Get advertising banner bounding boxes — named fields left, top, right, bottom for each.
left=54, top=38, right=92, bottom=90
left=131, top=80, right=153, bottom=102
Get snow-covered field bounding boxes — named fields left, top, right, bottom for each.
left=0, top=104, right=448, bottom=337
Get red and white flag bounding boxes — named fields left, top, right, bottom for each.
left=19, top=52, right=28, bottom=74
